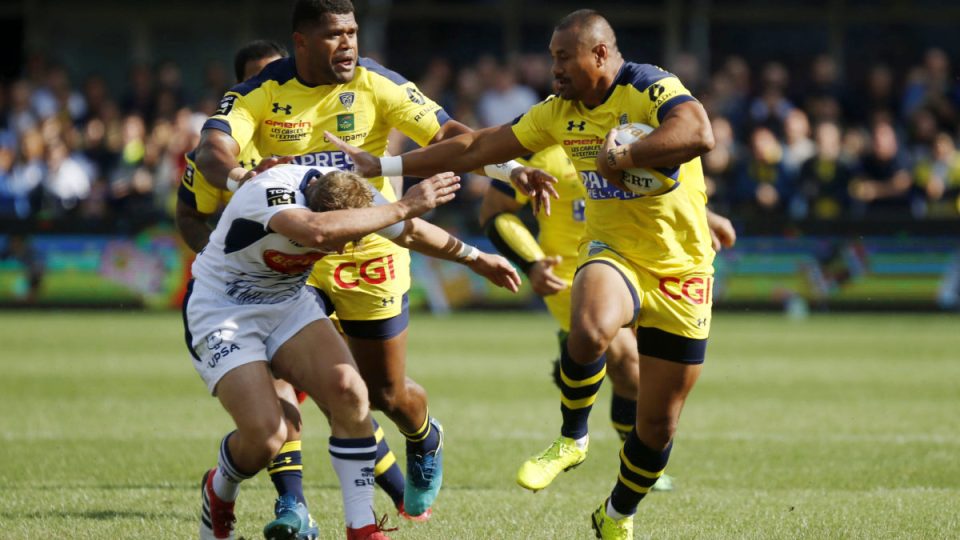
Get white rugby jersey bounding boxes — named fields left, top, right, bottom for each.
left=191, top=164, right=384, bottom=305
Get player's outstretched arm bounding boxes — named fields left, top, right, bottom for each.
left=326, top=125, right=558, bottom=213
left=269, top=172, right=460, bottom=251
left=388, top=217, right=521, bottom=293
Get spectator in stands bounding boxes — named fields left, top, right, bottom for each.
left=849, top=120, right=912, bottom=217
left=849, top=64, right=899, bottom=127
left=476, top=62, right=538, bottom=127
left=782, top=109, right=816, bottom=177
left=702, top=116, right=740, bottom=213
left=735, top=126, right=793, bottom=215
left=43, top=138, right=93, bottom=216
left=796, top=121, right=853, bottom=219
left=748, top=62, right=794, bottom=136
left=902, top=48, right=960, bottom=126
left=913, top=131, right=960, bottom=217
left=10, top=128, right=45, bottom=215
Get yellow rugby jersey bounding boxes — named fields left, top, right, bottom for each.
left=177, top=146, right=264, bottom=215
left=490, top=145, right=585, bottom=267
left=203, top=56, right=451, bottom=292
left=511, top=62, right=714, bottom=275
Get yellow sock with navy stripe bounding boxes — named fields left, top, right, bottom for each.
left=609, top=430, right=673, bottom=516
left=372, top=417, right=405, bottom=507
left=610, top=394, right=637, bottom=442
left=559, top=339, right=606, bottom=439
left=267, top=440, right=305, bottom=505
left=399, top=412, right=439, bottom=454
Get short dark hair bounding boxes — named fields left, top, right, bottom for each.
left=555, top=9, right=603, bottom=32
left=292, top=0, right=355, bottom=33
left=233, top=40, right=289, bottom=82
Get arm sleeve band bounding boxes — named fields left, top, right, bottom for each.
left=483, top=212, right=545, bottom=274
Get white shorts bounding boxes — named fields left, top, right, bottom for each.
left=183, top=281, right=328, bottom=395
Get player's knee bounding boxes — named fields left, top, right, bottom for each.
left=368, top=382, right=401, bottom=414
left=568, top=324, right=615, bottom=363
left=326, top=365, right=371, bottom=421
left=635, top=415, right=677, bottom=450
left=240, top=415, right=288, bottom=465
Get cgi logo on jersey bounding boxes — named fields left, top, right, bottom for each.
left=658, top=276, right=713, bottom=305
left=334, top=255, right=397, bottom=289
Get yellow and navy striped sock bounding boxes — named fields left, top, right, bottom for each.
left=372, top=418, right=404, bottom=507
left=559, top=339, right=606, bottom=439
left=609, top=430, right=672, bottom=516
left=267, top=440, right=305, bottom=505
left=400, top=412, right=439, bottom=454
left=610, top=394, right=637, bottom=442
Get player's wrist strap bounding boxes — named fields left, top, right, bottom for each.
left=380, top=156, right=403, bottom=177
left=483, top=160, right=522, bottom=182
left=483, top=212, right=544, bottom=274
left=456, top=242, right=480, bottom=263
left=226, top=167, right=247, bottom=192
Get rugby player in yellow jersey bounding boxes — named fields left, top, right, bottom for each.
left=327, top=8, right=723, bottom=537
left=193, top=0, right=537, bottom=524
left=479, top=147, right=735, bottom=495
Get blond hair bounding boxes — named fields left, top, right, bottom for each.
left=306, top=170, right=374, bottom=212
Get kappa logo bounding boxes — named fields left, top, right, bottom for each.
left=648, top=83, right=665, bottom=101
left=272, top=102, right=293, bottom=115
left=266, top=187, right=295, bottom=207
left=181, top=164, right=195, bottom=187
left=567, top=120, right=586, bottom=131
left=338, top=92, right=355, bottom=109
left=407, top=87, right=426, bottom=105
left=215, top=95, right=237, bottom=116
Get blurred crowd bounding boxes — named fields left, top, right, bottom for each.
left=2, top=47, right=960, bottom=232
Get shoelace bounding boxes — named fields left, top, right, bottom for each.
left=373, top=512, right=399, bottom=533
left=536, top=440, right=566, bottom=463
left=275, top=495, right=299, bottom=515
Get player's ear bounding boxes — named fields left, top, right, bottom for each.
left=593, top=43, right=608, bottom=67
left=292, top=31, right=306, bottom=49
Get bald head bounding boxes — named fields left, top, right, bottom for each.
left=555, top=9, right=618, bottom=52
left=549, top=9, right=623, bottom=104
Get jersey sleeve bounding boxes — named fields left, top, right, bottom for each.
left=360, top=59, right=450, bottom=147
left=178, top=151, right=228, bottom=215
left=202, top=85, right=268, bottom=151
left=510, top=97, right=559, bottom=154
left=637, top=72, right=696, bottom=127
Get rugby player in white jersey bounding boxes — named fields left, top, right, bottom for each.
left=184, top=164, right=518, bottom=540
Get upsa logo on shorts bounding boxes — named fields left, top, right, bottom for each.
left=263, top=250, right=327, bottom=274
left=658, top=276, right=713, bottom=305
left=334, top=255, right=397, bottom=289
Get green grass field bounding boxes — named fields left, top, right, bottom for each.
left=1, top=311, right=958, bottom=539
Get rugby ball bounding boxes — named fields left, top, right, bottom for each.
left=614, top=122, right=681, bottom=196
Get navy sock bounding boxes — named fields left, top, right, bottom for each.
left=559, top=338, right=606, bottom=439
left=609, top=430, right=672, bottom=516
left=610, top=394, right=637, bottom=442
left=267, top=440, right=306, bottom=505
left=372, top=418, right=405, bottom=507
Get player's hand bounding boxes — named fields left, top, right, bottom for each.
left=398, top=172, right=460, bottom=218
left=597, top=128, right=629, bottom=192
left=466, top=252, right=522, bottom=293
left=324, top=131, right=381, bottom=177
left=509, top=166, right=559, bottom=216
left=529, top=256, right=567, bottom=296
left=706, top=210, right=736, bottom=252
